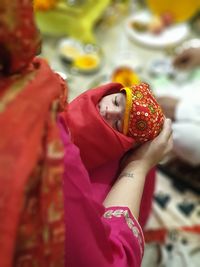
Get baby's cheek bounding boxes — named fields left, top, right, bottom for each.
left=118, top=120, right=123, bottom=133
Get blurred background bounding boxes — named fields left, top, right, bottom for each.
left=34, top=0, right=200, bottom=266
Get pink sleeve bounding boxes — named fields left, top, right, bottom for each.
left=58, top=118, right=144, bottom=267
left=102, top=207, right=144, bottom=266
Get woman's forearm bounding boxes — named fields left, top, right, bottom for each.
left=103, top=161, right=148, bottom=219
left=104, top=118, right=173, bottom=219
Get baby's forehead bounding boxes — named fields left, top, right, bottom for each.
left=103, top=92, right=125, bottom=99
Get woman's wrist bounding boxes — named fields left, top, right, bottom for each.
left=104, top=162, right=148, bottom=218
left=121, top=160, right=150, bottom=178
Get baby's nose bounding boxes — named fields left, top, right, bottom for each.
left=106, top=108, right=122, bottom=120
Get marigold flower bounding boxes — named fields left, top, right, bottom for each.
left=34, top=0, right=58, bottom=11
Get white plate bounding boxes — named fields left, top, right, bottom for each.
left=125, top=10, right=189, bottom=49
left=57, top=38, right=83, bottom=62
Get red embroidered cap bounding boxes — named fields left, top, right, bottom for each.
left=122, top=82, right=164, bottom=143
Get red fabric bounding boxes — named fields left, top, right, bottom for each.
left=0, top=58, right=67, bottom=267
left=0, top=0, right=40, bottom=74
left=60, top=83, right=134, bottom=171
left=144, top=225, right=200, bottom=244
left=139, top=168, right=156, bottom=227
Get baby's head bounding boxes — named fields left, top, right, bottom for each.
left=98, top=82, right=164, bottom=143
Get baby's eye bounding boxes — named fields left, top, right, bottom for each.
left=113, top=96, right=119, bottom=107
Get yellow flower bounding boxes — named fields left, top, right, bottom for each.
left=34, top=0, right=58, bottom=11
left=111, top=67, right=140, bottom=87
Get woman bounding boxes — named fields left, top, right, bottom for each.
left=157, top=40, right=200, bottom=165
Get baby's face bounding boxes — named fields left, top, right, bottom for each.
left=98, top=93, right=126, bottom=132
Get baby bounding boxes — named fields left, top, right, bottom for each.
left=98, top=82, right=164, bottom=143
left=61, top=82, right=164, bottom=171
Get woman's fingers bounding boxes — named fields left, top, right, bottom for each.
left=156, top=118, right=172, bottom=142
left=121, top=118, right=173, bottom=170
left=158, top=118, right=173, bottom=157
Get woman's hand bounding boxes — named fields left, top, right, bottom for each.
left=104, top=119, right=173, bottom=217
left=173, top=47, right=200, bottom=70
left=122, top=118, right=173, bottom=173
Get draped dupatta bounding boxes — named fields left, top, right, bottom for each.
left=60, top=83, right=135, bottom=171
left=0, top=1, right=67, bottom=266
